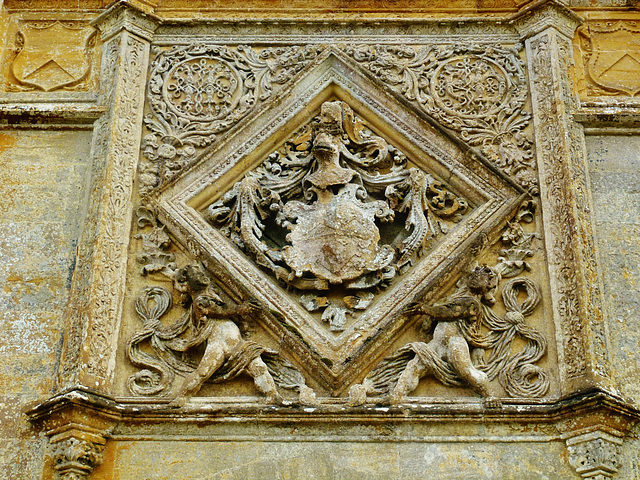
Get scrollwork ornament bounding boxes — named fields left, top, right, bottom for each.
left=135, top=206, right=177, bottom=277
left=206, top=100, right=469, bottom=331
left=345, top=43, right=537, bottom=194
left=126, top=265, right=316, bottom=405
left=140, top=43, right=324, bottom=194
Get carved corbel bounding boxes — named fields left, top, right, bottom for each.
left=47, top=426, right=108, bottom=480
left=564, top=429, right=623, bottom=480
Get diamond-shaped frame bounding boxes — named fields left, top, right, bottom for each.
left=155, top=48, right=526, bottom=393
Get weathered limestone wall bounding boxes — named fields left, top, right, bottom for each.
left=585, top=135, right=640, bottom=480
left=0, top=129, right=93, bottom=478
left=586, top=135, right=640, bottom=404
left=97, top=440, right=575, bottom=479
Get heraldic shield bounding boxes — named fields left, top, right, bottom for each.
left=11, top=21, right=95, bottom=92
left=584, top=20, right=640, bottom=96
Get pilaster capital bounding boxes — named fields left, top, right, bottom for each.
left=91, top=0, right=161, bottom=42
left=512, top=0, right=583, bottom=40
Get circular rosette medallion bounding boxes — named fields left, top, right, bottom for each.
left=430, top=55, right=509, bottom=118
left=164, top=57, right=242, bottom=122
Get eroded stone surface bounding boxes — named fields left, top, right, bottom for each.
left=1, top=1, right=640, bottom=479
left=0, top=130, right=92, bottom=479
left=586, top=135, right=640, bottom=403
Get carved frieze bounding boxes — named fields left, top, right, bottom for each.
left=124, top=42, right=553, bottom=404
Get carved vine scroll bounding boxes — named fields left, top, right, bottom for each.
left=140, top=43, right=535, bottom=196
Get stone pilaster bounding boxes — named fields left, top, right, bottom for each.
left=518, top=1, right=614, bottom=395
left=57, top=1, right=159, bottom=391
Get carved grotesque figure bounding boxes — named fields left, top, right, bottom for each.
left=169, top=265, right=280, bottom=406
left=351, top=265, right=503, bottom=407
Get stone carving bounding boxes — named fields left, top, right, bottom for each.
left=345, top=43, right=537, bottom=194
left=135, top=206, right=177, bottom=276
left=8, top=21, right=96, bottom=92
left=57, top=36, right=123, bottom=388
left=350, top=199, right=548, bottom=404
left=141, top=42, right=536, bottom=196
left=50, top=437, right=105, bottom=480
left=140, top=43, right=324, bottom=194
left=566, top=431, right=623, bottom=479
left=127, top=265, right=316, bottom=405
left=529, top=33, right=590, bottom=380
left=85, top=33, right=151, bottom=381
left=350, top=265, right=548, bottom=405
left=576, top=20, right=640, bottom=97
left=495, top=200, right=537, bottom=278
left=206, top=100, right=469, bottom=331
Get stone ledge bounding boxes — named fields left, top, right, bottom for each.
left=25, top=387, right=640, bottom=429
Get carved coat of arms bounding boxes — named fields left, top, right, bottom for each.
left=11, top=21, right=95, bottom=92
left=207, top=100, right=468, bottom=330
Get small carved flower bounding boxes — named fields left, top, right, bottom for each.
left=183, top=145, right=196, bottom=157
left=158, top=143, right=177, bottom=160
left=515, top=169, right=539, bottom=195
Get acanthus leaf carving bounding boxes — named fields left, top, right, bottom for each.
left=50, top=437, right=105, bottom=480
left=566, top=431, right=623, bottom=480
left=135, top=206, right=177, bottom=276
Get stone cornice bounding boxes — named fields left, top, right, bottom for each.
left=26, top=387, right=640, bottom=430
